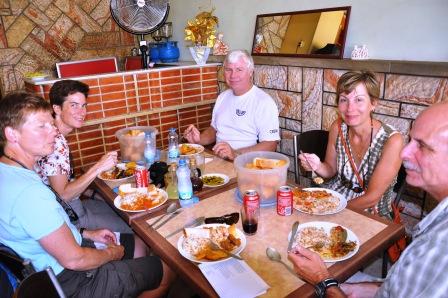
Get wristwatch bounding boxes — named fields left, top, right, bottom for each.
left=314, top=278, right=339, bottom=298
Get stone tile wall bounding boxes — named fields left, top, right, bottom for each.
left=0, top=0, right=137, bottom=96
left=27, top=65, right=218, bottom=176
left=218, top=63, right=448, bottom=180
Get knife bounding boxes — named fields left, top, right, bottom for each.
left=287, top=221, right=300, bottom=252
left=165, top=216, right=205, bottom=238
left=153, top=209, right=183, bottom=230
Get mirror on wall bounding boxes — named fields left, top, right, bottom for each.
left=251, top=6, right=351, bottom=59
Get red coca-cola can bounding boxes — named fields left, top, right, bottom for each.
left=243, top=189, right=260, bottom=211
left=242, top=190, right=260, bottom=235
left=277, top=186, right=293, bottom=216
left=135, top=165, right=149, bottom=188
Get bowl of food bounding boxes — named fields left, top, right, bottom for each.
left=115, top=126, right=158, bottom=162
left=98, top=162, right=136, bottom=189
left=234, top=151, right=290, bottom=207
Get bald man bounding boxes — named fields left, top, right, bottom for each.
left=288, top=102, right=448, bottom=298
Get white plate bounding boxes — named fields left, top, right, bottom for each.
left=288, top=221, right=359, bottom=263
left=293, top=187, right=347, bottom=215
left=177, top=224, right=246, bottom=263
left=201, top=173, right=229, bottom=188
left=179, top=143, right=205, bottom=156
left=97, top=163, right=135, bottom=188
left=114, top=188, right=168, bottom=213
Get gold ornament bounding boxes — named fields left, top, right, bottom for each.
left=185, top=10, right=218, bottom=47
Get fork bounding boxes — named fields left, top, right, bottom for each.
left=209, top=241, right=244, bottom=260
left=300, top=150, right=324, bottom=185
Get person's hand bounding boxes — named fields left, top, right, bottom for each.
left=212, top=142, right=237, bottom=160
left=288, top=245, right=330, bottom=285
left=94, top=151, right=118, bottom=174
left=183, top=125, right=201, bottom=144
left=83, top=229, right=117, bottom=245
left=298, top=153, right=321, bottom=172
left=106, top=244, right=125, bottom=261
left=340, top=282, right=381, bottom=298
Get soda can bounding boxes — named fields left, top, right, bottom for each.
left=135, top=165, right=149, bottom=188
left=242, top=190, right=260, bottom=235
left=243, top=190, right=260, bottom=212
left=277, top=186, right=293, bottom=216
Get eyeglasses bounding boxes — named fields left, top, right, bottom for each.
left=340, top=152, right=371, bottom=194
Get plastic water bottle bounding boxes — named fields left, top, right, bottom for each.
left=167, top=128, right=179, bottom=162
left=177, top=159, right=193, bottom=206
left=144, top=132, right=156, bottom=167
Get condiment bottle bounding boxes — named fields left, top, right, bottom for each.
left=165, top=163, right=179, bottom=199
left=189, top=157, right=203, bottom=192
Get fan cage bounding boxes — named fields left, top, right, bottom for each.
left=111, top=0, right=170, bottom=35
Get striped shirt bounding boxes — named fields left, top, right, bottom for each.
left=375, top=197, right=448, bottom=297
left=324, top=122, right=399, bottom=218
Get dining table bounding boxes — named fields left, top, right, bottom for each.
left=132, top=185, right=405, bottom=297
left=88, top=152, right=405, bottom=297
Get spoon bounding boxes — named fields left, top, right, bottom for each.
left=300, top=150, right=324, bottom=185
left=266, top=247, right=297, bottom=275
left=287, top=221, right=300, bottom=252
left=150, top=203, right=178, bottom=228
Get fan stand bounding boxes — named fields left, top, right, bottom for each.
left=139, top=35, right=149, bottom=69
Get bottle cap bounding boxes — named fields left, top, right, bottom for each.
left=169, top=127, right=176, bottom=133
left=178, top=159, right=186, bottom=166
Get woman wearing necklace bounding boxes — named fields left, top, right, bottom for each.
left=0, top=93, right=173, bottom=297
left=35, top=80, right=131, bottom=233
left=299, top=71, right=403, bottom=218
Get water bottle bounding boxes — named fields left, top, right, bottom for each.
left=167, top=128, right=179, bottom=161
left=177, top=159, right=193, bottom=206
left=144, top=132, right=156, bottom=167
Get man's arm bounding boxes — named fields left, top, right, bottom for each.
left=213, top=140, right=278, bottom=161
left=48, top=151, right=117, bottom=201
left=40, top=224, right=123, bottom=271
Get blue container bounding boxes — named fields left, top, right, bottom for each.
left=149, top=44, right=161, bottom=63
left=159, top=41, right=180, bottom=63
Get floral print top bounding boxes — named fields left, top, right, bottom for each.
left=35, top=130, right=71, bottom=185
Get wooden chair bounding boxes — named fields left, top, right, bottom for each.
left=293, top=130, right=329, bottom=184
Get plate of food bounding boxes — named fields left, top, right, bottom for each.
left=179, top=143, right=204, bottom=156
left=177, top=224, right=246, bottom=263
left=201, top=173, right=229, bottom=188
left=114, top=184, right=168, bottom=213
left=292, top=187, right=347, bottom=215
left=289, top=221, right=359, bottom=263
left=98, top=162, right=137, bottom=188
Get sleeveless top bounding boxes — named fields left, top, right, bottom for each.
left=324, top=121, right=399, bottom=218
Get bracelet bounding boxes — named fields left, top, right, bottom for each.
left=79, top=228, right=85, bottom=237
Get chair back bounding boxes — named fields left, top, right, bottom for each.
left=393, top=165, right=407, bottom=206
left=0, top=244, right=34, bottom=280
left=293, top=130, right=329, bottom=183
left=16, top=266, right=66, bottom=298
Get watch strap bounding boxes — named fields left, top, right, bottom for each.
left=314, top=278, right=339, bottom=298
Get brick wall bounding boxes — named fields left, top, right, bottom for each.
left=0, top=0, right=136, bottom=96
left=26, top=65, right=218, bottom=176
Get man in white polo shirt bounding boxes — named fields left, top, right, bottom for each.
left=183, top=49, right=280, bottom=160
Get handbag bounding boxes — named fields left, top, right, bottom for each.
left=387, top=203, right=408, bottom=263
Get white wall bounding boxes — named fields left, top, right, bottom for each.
left=167, top=0, right=448, bottom=62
